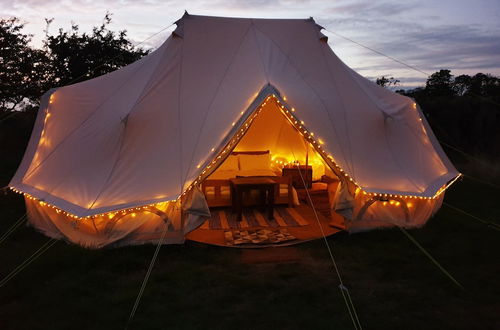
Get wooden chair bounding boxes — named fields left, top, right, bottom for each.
left=201, top=179, right=232, bottom=207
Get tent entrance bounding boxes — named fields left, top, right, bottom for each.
left=186, top=89, right=345, bottom=247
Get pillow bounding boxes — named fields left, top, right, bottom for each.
left=208, top=170, right=238, bottom=180
left=239, top=153, right=271, bottom=171
left=217, top=155, right=239, bottom=171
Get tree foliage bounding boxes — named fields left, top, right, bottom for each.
left=0, top=18, right=51, bottom=112
left=425, top=69, right=455, bottom=97
left=0, top=13, right=148, bottom=113
left=393, top=70, right=500, bottom=165
left=376, top=76, right=400, bottom=88
left=43, top=13, right=148, bottom=87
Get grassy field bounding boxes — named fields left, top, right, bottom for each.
left=0, top=175, right=498, bottom=330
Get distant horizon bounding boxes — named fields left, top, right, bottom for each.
left=3, top=0, right=500, bottom=89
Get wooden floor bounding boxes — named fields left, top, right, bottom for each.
left=186, top=202, right=345, bottom=248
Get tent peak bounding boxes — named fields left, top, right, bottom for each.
left=174, top=12, right=314, bottom=23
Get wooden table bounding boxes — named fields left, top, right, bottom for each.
left=229, top=177, right=277, bottom=221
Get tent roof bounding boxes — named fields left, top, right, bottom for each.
left=10, top=13, right=459, bottom=217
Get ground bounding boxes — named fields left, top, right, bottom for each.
left=0, top=177, right=498, bottom=330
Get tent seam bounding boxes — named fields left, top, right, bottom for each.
left=250, top=21, right=270, bottom=83
left=180, top=23, right=254, bottom=188
left=382, top=120, right=423, bottom=192
left=317, top=42, right=357, bottom=180
left=251, top=24, right=354, bottom=178
left=86, top=42, right=172, bottom=210
left=22, top=54, right=154, bottom=183
left=177, top=38, right=185, bottom=195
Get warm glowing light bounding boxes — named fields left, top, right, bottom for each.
left=7, top=93, right=460, bottom=221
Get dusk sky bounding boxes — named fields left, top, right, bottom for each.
left=3, top=0, right=500, bottom=88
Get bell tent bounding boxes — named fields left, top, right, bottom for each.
left=9, top=13, right=460, bottom=248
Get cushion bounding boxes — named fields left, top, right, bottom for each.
left=217, top=155, right=239, bottom=171
left=239, top=153, right=271, bottom=171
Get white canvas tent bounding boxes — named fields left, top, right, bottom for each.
left=9, top=13, right=459, bottom=247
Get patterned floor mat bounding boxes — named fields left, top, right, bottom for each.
left=224, top=228, right=297, bottom=246
left=201, top=207, right=309, bottom=230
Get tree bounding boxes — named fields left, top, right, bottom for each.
left=468, top=73, right=500, bottom=97
left=451, top=73, right=500, bottom=97
left=0, top=13, right=150, bottom=113
left=0, top=18, right=51, bottom=112
left=453, top=74, right=472, bottom=96
left=376, top=76, right=400, bottom=88
left=43, top=13, right=149, bottom=87
left=425, top=69, right=454, bottom=97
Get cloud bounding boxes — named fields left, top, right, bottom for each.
left=315, top=1, right=500, bottom=83
left=372, top=24, right=500, bottom=73
left=2, top=0, right=499, bottom=83
left=326, top=0, right=417, bottom=17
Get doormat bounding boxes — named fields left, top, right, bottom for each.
left=224, top=228, right=296, bottom=246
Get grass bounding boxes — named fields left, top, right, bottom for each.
left=0, top=176, right=498, bottom=330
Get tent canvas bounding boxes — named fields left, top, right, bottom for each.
left=9, top=13, right=459, bottom=248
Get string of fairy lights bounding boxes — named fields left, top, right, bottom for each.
left=270, top=94, right=461, bottom=201
left=9, top=91, right=461, bottom=221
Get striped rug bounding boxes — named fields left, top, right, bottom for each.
left=199, top=207, right=309, bottom=230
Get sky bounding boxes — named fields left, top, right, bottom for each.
left=2, top=0, right=500, bottom=88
